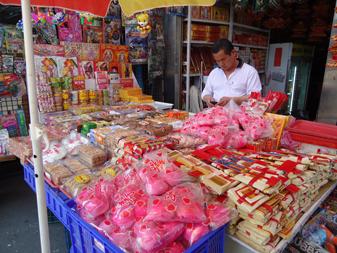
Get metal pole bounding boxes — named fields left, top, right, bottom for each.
left=186, top=6, right=192, bottom=112
left=21, top=0, right=51, bottom=252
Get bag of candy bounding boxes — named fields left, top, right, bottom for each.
left=205, top=201, right=238, bottom=230
left=208, top=125, right=238, bottom=146
left=222, top=130, right=248, bottom=149
left=134, top=221, right=186, bottom=252
left=183, top=222, right=210, bottom=246
left=145, top=182, right=207, bottom=223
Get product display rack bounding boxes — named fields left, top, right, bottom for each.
left=179, top=1, right=270, bottom=111
left=225, top=180, right=337, bottom=253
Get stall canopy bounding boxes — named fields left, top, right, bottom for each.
left=0, top=0, right=216, bottom=16
left=0, top=0, right=215, bottom=252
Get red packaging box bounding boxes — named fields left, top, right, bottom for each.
left=93, top=61, right=109, bottom=72
left=191, top=6, right=200, bottom=19
left=116, top=45, right=129, bottom=63
left=200, top=6, right=211, bottom=20
left=120, top=63, right=132, bottom=78
left=100, top=44, right=116, bottom=63
left=109, top=62, right=119, bottom=73
left=120, top=78, right=133, bottom=88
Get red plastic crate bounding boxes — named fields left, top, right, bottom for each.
left=286, top=120, right=337, bottom=148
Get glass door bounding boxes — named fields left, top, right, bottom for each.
left=286, top=61, right=300, bottom=114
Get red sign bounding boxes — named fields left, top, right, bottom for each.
left=274, top=48, right=282, bottom=67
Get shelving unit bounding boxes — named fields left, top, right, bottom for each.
left=181, top=3, right=270, bottom=112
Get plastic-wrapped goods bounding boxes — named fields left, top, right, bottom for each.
left=78, top=144, right=106, bottom=167
left=42, top=141, right=68, bottom=165
left=208, top=125, right=238, bottom=146
left=205, top=201, right=238, bottom=230
left=133, top=221, right=186, bottom=252
left=156, top=242, right=186, bottom=253
left=63, top=173, right=97, bottom=197
left=63, top=159, right=90, bottom=174
left=183, top=223, right=209, bottom=246
left=8, top=136, right=33, bottom=156
left=223, top=130, right=248, bottom=149
left=168, top=133, right=206, bottom=147
left=145, top=183, right=207, bottom=223
left=44, top=163, right=73, bottom=186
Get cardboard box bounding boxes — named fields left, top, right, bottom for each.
left=212, top=7, right=229, bottom=22
left=120, top=78, right=133, bottom=88
left=100, top=44, right=116, bottom=63
left=115, top=45, right=129, bottom=63
left=220, top=26, right=229, bottom=39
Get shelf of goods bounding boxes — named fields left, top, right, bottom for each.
left=176, top=4, right=270, bottom=112
left=225, top=180, right=337, bottom=253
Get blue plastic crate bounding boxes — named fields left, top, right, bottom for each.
left=65, top=199, right=227, bottom=253
left=23, top=162, right=70, bottom=230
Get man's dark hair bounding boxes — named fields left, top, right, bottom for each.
left=212, top=39, right=234, bottom=55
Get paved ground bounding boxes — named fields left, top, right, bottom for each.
left=0, top=159, right=69, bottom=253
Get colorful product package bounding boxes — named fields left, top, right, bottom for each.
left=0, top=76, right=11, bottom=98
left=81, top=43, right=100, bottom=61
left=34, top=21, right=59, bottom=45
left=120, top=78, right=133, bottom=88
left=34, top=56, right=58, bottom=78
left=56, top=9, right=82, bottom=42
left=3, top=74, right=27, bottom=98
left=16, top=108, right=28, bottom=136
left=103, top=18, right=122, bottom=45
left=50, top=77, right=62, bottom=93
left=191, top=6, right=201, bottom=19
left=264, top=113, right=289, bottom=149
left=1, top=113, right=20, bottom=137
left=120, top=63, right=132, bottom=78
left=200, top=6, right=211, bottom=20
left=36, top=80, right=56, bottom=114
left=109, top=62, right=119, bottom=73
left=106, top=1, right=121, bottom=18
left=5, top=29, right=24, bottom=53
left=62, top=77, right=73, bottom=90
left=13, top=59, right=26, bottom=75
left=94, top=61, right=109, bottom=72
left=0, top=129, right=9, bottom=155
left=100, top=44, right=116, bottom=63
left=56, top=57, right=79, bottom=77
left=166, top=7, right=187, bottom=17
left=60, top=42, right=82, bottom=60
left=83, top=24, right=103, bottom=44
left=2, top=54, right=14, bottom=73
left=95, top=71, right=109, bottom=89
left=73, top=76, right=85, bottom=90
left=125, top=26, right=148, bottom=64
left=78, top=61, right=94, bottom=79
left=33, top=44, right=65, bottom=56
left=116, top=45, right=129, bottom=63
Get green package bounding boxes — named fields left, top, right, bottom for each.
left=50, top=77, right=62, bottom=94
left=62, top=77, right=73, bottom=90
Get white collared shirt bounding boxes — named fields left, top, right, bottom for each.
left=201, top=61, right=262, bottom=102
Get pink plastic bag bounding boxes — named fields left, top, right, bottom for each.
left=223, top=130, right=248, bottom=149
left=208, top=125, right=238, bottom=146
left=134, top=221, right=186, bottom=252
left=108, top=229, right=134, bottom=252
left=97, top=219, right=117, bottom=236
left=145, top=183, right=207, bottom=223
left=199, top=126, right=211, bottom=141
left=183, top=223, right=209, bottom=246
left=78, top=208, right=105, bottom=226
left=205, top=202, right=238, bottom=230
left=157, top=242, right=186, bottom=253
left=168, top=132, right=206, bottom=147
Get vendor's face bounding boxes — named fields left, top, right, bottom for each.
left=213, top=49, right=236, bottom=72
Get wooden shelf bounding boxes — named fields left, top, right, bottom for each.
left=233, top=22, right=269, bottom=33
left=233, top=43, right=268, bottom=50
left=184, top=18, right=230, bottom=26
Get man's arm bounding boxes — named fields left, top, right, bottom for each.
left=201, top=73, right=216, bottom=107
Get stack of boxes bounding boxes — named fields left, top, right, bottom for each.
left=237, top=48, right=266, bottom=72
left=190, top=6, right=229, bottom=22
left=234, top=33, right=268, bottom=47
left=118, top=88, right=154, bottom=103
left=183, top=24, right=229, bottom=42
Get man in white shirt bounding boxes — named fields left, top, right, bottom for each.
left=201, top=39, right=262, bottom=107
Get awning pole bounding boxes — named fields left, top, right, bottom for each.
left=21, top=0, right=51, bottom=252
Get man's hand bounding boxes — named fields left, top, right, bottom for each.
left=204, top=95, right=216, bottom=107
left=216, top=96, right=232, bottom=106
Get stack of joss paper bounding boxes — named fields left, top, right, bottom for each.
left=189, top=145, right=337, bottom=252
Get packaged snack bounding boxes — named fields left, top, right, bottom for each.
left=44, top=162, right=73, bottom=186
left=183, top=223, right=209, bottom=246
left=61, top=42, right=82, bottom=60
left=94, top=61, right=109, bottom=72
left=103, top=18, right=122, bottom=45
left=95, top=71, right=109, bottom=89
left=33, top=44, right=65, bottom=57
left=57, top=9, right=82, bottom=42
left=56, top=57, right=79, bottom=77
left=8, top=136, right=33, bottom=156
left=50, top=77, right=62, bottom=94
left=205, top=201, right=238, bottom=230
left=100, top=44, right=116, bottom=63
left=72, top=76, right=85, bottom=90
left=62, top=77, right=73, bottom=90
left=168, top=132, right=206, bottom=147
left=63, top=159, right=90, bottom=174
left=78, top=144, right=106, bottom=166
left=2, top=54, right=13, bottom=73
left=63, top=173, right=97, bottom=197
left=16, top=108, right=28, bottom=136
left=13, top=59, right=26, bottom=75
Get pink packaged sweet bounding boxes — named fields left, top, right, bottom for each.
left=79, top=208, right=105, bottom=226
left=205, top=201, right=238, bottom=230
left=57, top=9, right=82, bottom=42
left=145, top=183, right=207, bottom=223
left=183, top=223, right=209, bottom=246
left=97, top=219, right=117, bottom=236
left=208, top=125, right=238, bottom=146
left=157, top=242, right=186, bottom=253
left=198, top=126, right=211, bottom=140
left=134, top=221, right=186, bottom=252
left=223, top=130, right=248, bottom=149
left=108, top=229, right=134, bottom=252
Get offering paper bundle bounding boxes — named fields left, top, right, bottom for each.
left=227, top=183, right=276, bottom=213
left=238, top=193, right=284, bottom=226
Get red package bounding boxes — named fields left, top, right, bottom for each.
left=93, top=61, right=109, bottom=72
left=120, top=78, right=133, bottom=88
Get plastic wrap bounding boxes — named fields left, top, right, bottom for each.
left=168, top=132, right=206, bottom=147
left=62, top=173, right=98, bottom=197
left=8, top=136, right=33, bottom=156
left=183, top=223, right=210, bottom=246
left=63, top=158, right=90, bottom=174
left=78, top=144, right=106, bottom=166
left=61, top=131, right=89, bottom=155
left=44, top=162, right=73, bottom=186
left=205, top=201, right=238, bottom=230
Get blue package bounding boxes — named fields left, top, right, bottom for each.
left=16, top=108, right=28, bottom=136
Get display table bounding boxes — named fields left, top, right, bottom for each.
left=225, top=180, right=337, bottom=253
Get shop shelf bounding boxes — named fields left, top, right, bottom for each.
left=65, top=198, right=228, bottom=253
left=233, top=22, right=269, bottom=33
left=23, top=162, right=70, bottom=230
left=183, top=40, right=214, bottom=45
left=232, top=43, right=268, bottom=50
left=184, top=18, right=230, bottom=26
